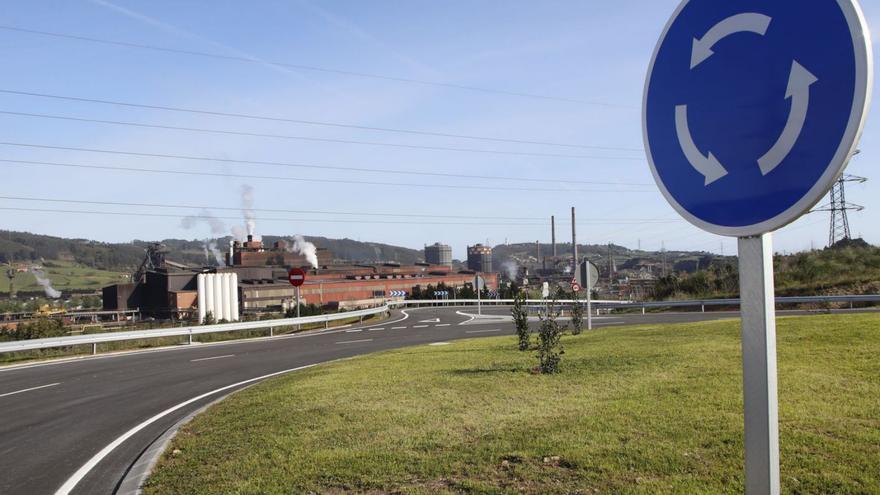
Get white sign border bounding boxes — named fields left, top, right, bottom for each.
left=642, top=0, right=874, bottom=237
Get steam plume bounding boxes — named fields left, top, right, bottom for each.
left=500, top=260, right=518, bottom=280
left=30, top=266, right=62, bottom=299
left=240, top=184, right=258, bottom=239
left=290, top=235, right=318, bottom=268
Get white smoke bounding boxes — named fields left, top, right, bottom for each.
left=30, top=266, right=62, bottom=299
left=240, top=184, right=258, bottom=239
left=180, top=210, right=227, bottom=266
left=290, top=235, right=318, bottom=268
left=500, top=260, right=518, bottom=280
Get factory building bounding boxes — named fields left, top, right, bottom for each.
left=424, top=242, right=452, bottom=267
left=103, top=237, right=497, bottom=318
left=467, top=244, right=493, bottom=273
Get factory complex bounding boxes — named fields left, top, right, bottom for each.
left=103, top=235, right=496, bottom=320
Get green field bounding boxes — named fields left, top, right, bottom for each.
left=0, top=260, right=128, bottom=295
left=145, top=314, right=880, bottom=494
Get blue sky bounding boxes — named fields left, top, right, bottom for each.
left=0, top=0, right=878, bottom=260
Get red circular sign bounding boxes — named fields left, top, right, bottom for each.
left=288, top=268, right=306, bottom=287
left=570, top=282, right=581, bottom=292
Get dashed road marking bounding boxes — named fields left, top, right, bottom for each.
left=190, top=354, right=235, bottom=363
left=335, top=339, right=373, bottom=344
left=413, top=325, right=428, bottom=328
left=0, top=382, right=61, bottom=398
left=391, top=326, right=407, bottom=330
left=435, top=324, right=451, bottom=327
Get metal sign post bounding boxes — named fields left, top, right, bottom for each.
left=738, top=234, right=779, bottom=493
left=585, top=258, right=593, bottom=331
left=295, top=286, right=301, bottom=330
left=644, top=1, right=871, bottom=492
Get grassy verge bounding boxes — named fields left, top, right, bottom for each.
left=145, top=314, right=879, bottom=495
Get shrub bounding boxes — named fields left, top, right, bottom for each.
left=537, top=299, right=564, bottom=373
left=511, top=291, right=530, bottom=351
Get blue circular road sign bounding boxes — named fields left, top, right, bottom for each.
left=644, top=0, right=873, bottom=237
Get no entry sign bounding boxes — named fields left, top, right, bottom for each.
left=287, top=268, right=306, bottom=287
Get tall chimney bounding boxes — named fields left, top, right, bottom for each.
left=551, top=216, right=557, bottom=257
left=536, top=240, right=541, bottom=263
left=571, top=207, right=578, bottom=267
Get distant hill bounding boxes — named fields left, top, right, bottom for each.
left=0, top=230, right=425, bottom=272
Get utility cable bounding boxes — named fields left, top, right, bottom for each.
left=0, top=89, right=643, bottom=152
left=0, top=141, right=653, bottom=186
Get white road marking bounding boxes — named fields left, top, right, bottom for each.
left=455, top=310, right=477, bottom=325
left=465, top=329, right=502, bottom=334
left=54, top=364, right=318, bottom=495
left=190, top=354, right=235, bottom=363
left=428, top=342, right=451, bottom=346
left=367, top=327, right=384, bottom=331
left=345, top=329, right=363, bottom=333
left=391, top=326, right=407, bottom=330
left=413, top=325, right=428, bottom=328
left=435, top=324, right=451, bottom=327
left=335, top=339, right=373, bottom=344
left=0, top=382, right=60, bottom=398
left=418, top=318, right=440, bottom=323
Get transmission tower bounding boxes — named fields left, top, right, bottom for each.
left=813, top=174, right=866, bottom=246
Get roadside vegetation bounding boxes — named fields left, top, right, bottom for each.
left=652, top=239, right=880, bottom=300
left=145, top=313, right=880, bottom=494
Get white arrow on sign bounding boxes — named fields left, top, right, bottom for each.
left=675, top=105, right=729, bottom=185
left=757, top=61, right=818, bottom=175
left=691, top=13, right=772, bottom=69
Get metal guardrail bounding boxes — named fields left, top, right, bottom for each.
left=0, top=305, right=389, bottom=354
left=398, top=294, right=880, bottom=311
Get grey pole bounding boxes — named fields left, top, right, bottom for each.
left=585, top=258, right=593, bottom=330
left=476, top=275, right=482, bottom=315
left=738, top=234, right=780, bottom=495
left=571, top=207, right=577, bottom=270
left=296, top=286, right=301, bottom=331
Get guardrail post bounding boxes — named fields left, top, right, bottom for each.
left=642, top=307, right=646, bottom=315
left=188, top=331, right=193, bottom=345
left=701, top=304, right=705, bottom=313
left=325, top=319, right=329, bottom=329
left=92, top=343, right=97, bottom=355
left=270, top=326, right=274, bottom=337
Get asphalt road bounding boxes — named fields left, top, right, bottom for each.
left=0, top=306, right=866, bottom=494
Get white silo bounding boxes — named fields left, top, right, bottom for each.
left=230, top=272, right=240, bottom=321
left=212, top=274, right=223, bottom=322
left=197, top=273, right=206, bottom=324
left=204, top=273, right=215, bottom=322
left=221, top=273, right=232, bottom=322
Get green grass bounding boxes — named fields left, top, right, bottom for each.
left=144, top=314, right=880, bottom=495
left=0, top=260, right=128, bottom=294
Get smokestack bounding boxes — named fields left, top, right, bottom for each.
left=536, top=241, right=541, bottom=263
left=551, top=216, right=557, bottom=257
left=571, top=207, right=578, bottom=268
left=247, top=234, right=253, bottom=243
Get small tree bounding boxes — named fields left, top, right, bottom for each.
left=511, top=291, right=530, bottom=351
left=537, top=298, right=564, bottom=373
left=569, top=289, right=584, bottom=335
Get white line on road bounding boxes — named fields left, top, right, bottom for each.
left=435, top=324, right=451, bottom=327
left=190, top=354, right=235, bottom=363
left=367, top=327, right=384, bottom=331
left=428, top=342, right=451, bottom=346
left=335, top=339, right=373, bottom=344
left=413, top=325, right=428, bottom=328
left=0, top=382, right=60, bottom=398
left=345, top=329, right=363, bottom=333
left=391, top=326, right=407, bottom=330
left=54, top=364, right=317, bottom=495
left=465, top=329, right=502, bottom=334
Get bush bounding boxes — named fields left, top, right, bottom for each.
left=511, top=291, right=530, bottom=351
left=537, top=299, right=564, bottom=374
left=569, top=290, right=584, bottom=335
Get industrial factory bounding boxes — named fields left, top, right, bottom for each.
left=102, top=235, right=497, bottom=320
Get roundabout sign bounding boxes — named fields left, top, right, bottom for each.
left=644, top=0, right=873, bottom=237
left=644, top=2, right=871, bottom=494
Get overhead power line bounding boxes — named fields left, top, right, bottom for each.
left=0, top=195, right=677, bottom=224
left=0, top=89, right=643, bottom=152
left=0, top=142, right=654, bottom=187
left=0, top=158, right=657, bottom=194
left=0, top=25, right=626, bottom=107
left=0, top=206, right=678, bottom=227
left=0, top=110, right=640, bottom=160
